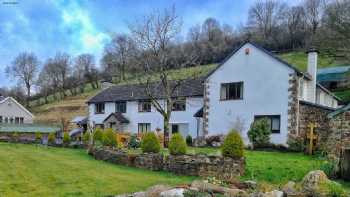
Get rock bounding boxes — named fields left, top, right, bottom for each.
left=282, top=181, right=297, bottom=196
left=301, top=170, right=329, bottom=196
left=242, top=180, right=257, bottom=190
left=160, top=188, right=185, bottom=197
left=146, top=185, right=172, bottom=197
left=133, top=192, right=147, bottom=197
left=224, top=188, right=249, bottom=197
left=191, top=180, right=228, bottom=193
left=212, top=141, right=222, bottom=147
left=254, top=190, right=283, bottom=197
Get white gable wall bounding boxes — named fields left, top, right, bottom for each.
left=206, top=43, right=295, bottom=145
left=88, top=97, right=203, bottom=138
left=0, top=97, right=34, bottom=124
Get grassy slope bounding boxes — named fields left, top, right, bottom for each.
left=0, top=143, right=194, bottom=197
left=31, top=52, right=349, bottom=124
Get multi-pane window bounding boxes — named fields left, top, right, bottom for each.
left=138, top=123, right=151, bottom=133
left=254, top=115, right=281, bottom=133
left=115, top=101, right=127, bottom=113
left=220, top=82, right=243, bottom=100
left=19, top=117, right=24, bottom=124
left=15, top=117, right=19, bottom=124
left=4, top=117, right=8, bottom=123
left=0, top=116, right=2, bottom=123
left=138, top=100, right=151, bottom=112
left=172, top=98, right=186, bottom=111
left=95, top=103, right=105, bottom=114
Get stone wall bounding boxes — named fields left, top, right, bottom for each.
left=288, top=74, right=299, bottom=135
left=0, top=132, right=49, bottom=144
left=89, top=148, right=245, bottom=180
left=298, top=101, right=334, bottom=150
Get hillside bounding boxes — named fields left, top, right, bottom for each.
left=31, top=52, right=349, bottom=125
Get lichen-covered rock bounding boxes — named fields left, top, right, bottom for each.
left=191, top=180, right=228, bottom=193
left=252, top=190, right=283, bottom=197
left=242, top=180, right=257, bottom=190
left=224, top=188, right=249, bottom=197
left=160, top=188, right=185, bottom=197
left=282, top=181, right=297, bottom=196
left=301, top=170, right=329, bottom=196
left=145, top=185, right=172, bottom=197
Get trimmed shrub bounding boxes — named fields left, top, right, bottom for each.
left=82, top=131, right=91, bottom=144
left=35, top=132, right=42, bottom=143
left=319, top=181, right=348, bottom=197
left=12, top=132, right=19, bottom=142
left=247, top=118, right=271, bottom=148
left=93, top=128, right=103, bottom=143
left=186, top=135, right=193, bottom=146
left=141, top=132, right=160, bottom=153
left=48, top=133, right=56, bottom=144
left=128, top=135, right=140, bottom=149
left=169, top=133, right=187, bottom=155
left=102, top=128, right=117, bottom=148
left=221, top=130, right=244, bottom=158
left=287, top=134, right=305, bottom=152
left=63, top=132, right=70, bottom=146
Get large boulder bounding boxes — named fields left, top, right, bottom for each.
left=301, top=170, right=329, bottom=196
left=160, top=188, right=185, bottom=197
left=191, top=180, right=228, bottom=193
left=282, top=181, right=298, bottom=196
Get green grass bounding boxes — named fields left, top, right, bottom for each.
left=278, top=51, right=347, bottom=71
left=334, top=89, right=350, bottom=103
left=0, top=143, right=195, bottom=197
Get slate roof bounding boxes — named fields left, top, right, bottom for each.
left=328, top=103, right=350, bottom=119
left=103, top=112, right=130, bottom=124
left=0, top=124, right=61, bottom=133
left=88, top=78, right=204, bottom=103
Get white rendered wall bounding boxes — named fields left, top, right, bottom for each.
left=88, top=97, right=203, bottom=138
left=206, top=43, right=294, bottom=145
left=0, top=98, right=33, bottom=124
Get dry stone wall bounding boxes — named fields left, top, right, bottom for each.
left=89, top=148, right=245, bottom=180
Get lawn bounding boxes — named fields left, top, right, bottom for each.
left=0, top=143, right=195, bottom=197
left=1, top=143, right=347, bottom=196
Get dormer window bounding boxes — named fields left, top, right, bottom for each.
left=95, top=103, right=105, bottom=114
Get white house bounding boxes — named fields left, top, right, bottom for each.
left=0, top=96, right=34, bottom=124
left=87, top=42, right=340, bottom=145
left=87, top=79, right=204, bottom=138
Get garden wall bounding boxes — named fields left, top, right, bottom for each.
left=0, top=132, right=49, bottom=143
left=89, top=148, right=245, bottom=180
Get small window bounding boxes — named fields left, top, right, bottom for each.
left=95, top=103, right=105, bottom=114
left=172, top=98, right=186, bottom=111
left=171, top=124, right=179, bottom=134
left=19, top=117, right=24, bottom=124
left=138, top=123, right=151, bottom=134
left=9, top=117, right=13, bottom=124
left=15, top=117, right=19, bottom=124
left=4, top=117, right=8, bottom=123
left=0, top=116, right=2, bottom=123
left=254, top=115, right=281, bottom=133
left=220, top=82, right=243, bottom=100
left=115, top=101, right=127, bottom=113
left=138, top=100, right=151, bottom=112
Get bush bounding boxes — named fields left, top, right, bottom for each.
left=63, top=132, right=70, bottom=146
left=12, top=132, right=19, bottom=142
left=141, top=132, right=160, bottom=153
left=319, top=181, right=348, bottom=197
left=35, top=132, right=42, bottom=143
left=102, top=128, right=117, bottom=148
left=48, top=133, right=56, bottom=144
left=247, top=118, right=271, bottom=148
left=320, top=159, right=338, bottom=178
left=287, top=134, right=305, bottom=152
left=82, top=131, right=90, bottom=144
left=169, top=133, right=187, bottom=155
left=128, top=135, right=140, bottom=149
left=186, top=135, right=193, bottom=146
left=221, top=130, right=244, bottom=158
left=93, top=128, right=103, bottom=143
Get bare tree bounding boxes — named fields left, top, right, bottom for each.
left=130, top=6, right=195, bottom=146
left=6, top=52, right=39, bottom=106
left=52, top=52, right=71, bottom=98
left=74, top=53, right=99, bottom=90
left=285, top=6, right=307, bottom=49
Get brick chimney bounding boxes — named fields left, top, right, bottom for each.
left=306, top=48, right=318, bottom=103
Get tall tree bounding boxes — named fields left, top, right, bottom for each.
left=52, top=52, right=71, bottom=98
left=130, top=6, right=196, bottom=146
left=74, top=53, right=99, bottom=90
left=6, top=52, right=39, bottom=106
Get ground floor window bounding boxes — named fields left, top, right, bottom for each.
left=254, top=115, right=281, bottom=133
left=138, top=123, right=151, bottom=134
left=171, top=124, right=179, bottom=134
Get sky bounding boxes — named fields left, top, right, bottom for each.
left=0, top=0, right=272, bottom=88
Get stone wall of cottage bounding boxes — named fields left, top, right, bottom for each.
left=326, top=112, right=350, bottom=159
left=89, top=148, right=245, bottom=180
left=202, top=80, right=210, bottom=136
left=287, top=74, right=299, bottom=136
left=298, top=102, right=333, bottom=150
left=0, top=132, right=49, bottom=143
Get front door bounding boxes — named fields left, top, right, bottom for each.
left=172, top=124, right=179, bottom=134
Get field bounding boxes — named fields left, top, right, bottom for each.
left=1, top=143, right=349, bottom=197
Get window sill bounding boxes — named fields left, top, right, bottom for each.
left=219, top=98, right=243, bottom=101
left=95, top=112, right=105, bottom=115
